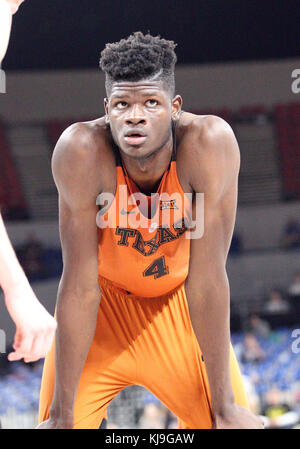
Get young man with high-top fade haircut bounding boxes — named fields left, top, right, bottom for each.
left=37, top=32, right=263, bottom=429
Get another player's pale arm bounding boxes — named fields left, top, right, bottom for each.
left=0, top=213, right=56, bottom=362
left=37, top=125, right=103, bottom=429
left=0, top=0, right=25, bottom=63
left=0, top=0, right=56, bottom=362
left=184, top=117, right=263, bottom=429
left=6, top=0, right=25, bottom=14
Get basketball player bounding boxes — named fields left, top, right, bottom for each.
left=0, top=0, right=57, bottom=363
left=37, top=32, right=264, bottom=429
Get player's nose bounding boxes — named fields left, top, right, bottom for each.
left=125, top=104, right=146, bottom=125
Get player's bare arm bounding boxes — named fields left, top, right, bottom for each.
left=0, top=0, right=57, bottom=364
left=37, top=122, right=112, bottom=429
left=183, top=115, right=263, bottom=429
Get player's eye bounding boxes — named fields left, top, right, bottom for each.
left=145, top=99, right=158, bottom=107
left=115, top=101, right=128, bottom=109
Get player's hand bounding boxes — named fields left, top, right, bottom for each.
left=5, top=0, right=25, bottom=14
left=212, top=404, right=265, bottom=429
left=4, top=284, right=56, bottom=363
left=36, top=418, right=73, bottom=429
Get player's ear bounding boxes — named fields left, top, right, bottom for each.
left=104, top=98, right=109, bottom=124
left=171, top=95, right=182, bottom=121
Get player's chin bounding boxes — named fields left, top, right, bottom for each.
left=121, top=143, right=152, bottom=158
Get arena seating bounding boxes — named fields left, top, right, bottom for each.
left=189, top=107, right=233, bottom=125
left=0, top=122, right=29, bottom=220
left=46, top=117, right=92, bottom=149
left=274, top=102, right=300, bottom=200
left=5, top=124, right=58, bottom=220
left=232, top=327, right=300, bottom=396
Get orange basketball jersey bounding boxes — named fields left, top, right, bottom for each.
left=97, top=141, right=192, bottom=297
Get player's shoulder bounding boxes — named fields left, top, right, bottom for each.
left=52, top=117, right=116, bottom=181
left=54, top=117, right=112, bottom=162
left=177, top=112, right=240, bottom=193
left=177, top=112, right=240, bottom=179
left=178, top=111, right=238, bottom=159
left=51, top=117, right=116, bottom=199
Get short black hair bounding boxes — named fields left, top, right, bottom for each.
left=99, top=31, right=177, bottom=97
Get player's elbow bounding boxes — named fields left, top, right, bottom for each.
left=185, top=268, right=230, bottom=309
left=58, top=275, right=101, bottom=306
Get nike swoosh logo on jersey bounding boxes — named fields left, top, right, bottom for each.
left=120, top=208, right=136, bottom=215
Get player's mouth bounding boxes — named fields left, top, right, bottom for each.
left=124, top=130, right=147, bottom=146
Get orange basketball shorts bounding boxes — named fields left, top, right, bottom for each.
left=38, top=276, right=249, bottom=429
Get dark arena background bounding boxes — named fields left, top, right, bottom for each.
left=0, top=0, right=300, bottom=429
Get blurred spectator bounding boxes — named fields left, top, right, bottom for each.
left=261, top=388, right=299, bottom=429
left=20, top=232, right=44, bottom=258
left=138, top=402, right=168, bottom=429
left=106, top=422, right=119, bottom=429
left=138, top=395, right=169, bottom=429
left=17, top=232, right=44, bottom=281
left=248, top=314, right=271, bottom=339
left=0, top=198, right=30, bottom=221
left=287, top=271, right=300, bottom=315
left=241, top=332, right=266, bottom=363
left=229, top=231, right=243, bottom=255
left=288, top=271, right=300, bottom=296
left=264, top=289, right=290, bottom=314
left=280, top=218, right=300, bottom=250
left=165, top=410, right=178, bottom=429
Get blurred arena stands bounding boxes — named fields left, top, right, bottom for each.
left=0, top=56, right=300, bottom=428
left=0, top=123, right=29, bottom=221
left=0, top=326, right=299, bottom=429
left=275, top=103, right=300, bottom=200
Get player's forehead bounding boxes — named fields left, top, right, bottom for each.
left=109, top=79, right=168, bottom=99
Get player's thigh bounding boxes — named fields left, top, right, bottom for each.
left=39, top=293, right=136, bottom=428
left=134, top=286, right=248, bottom=428
left=137, top=332, right=213, bottom=428
left=176, top=344, right=249, bottom=429
left=134, top=288, right=212, bottom=427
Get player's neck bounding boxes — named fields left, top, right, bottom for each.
left=120, top=135, right=173, bottom=194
